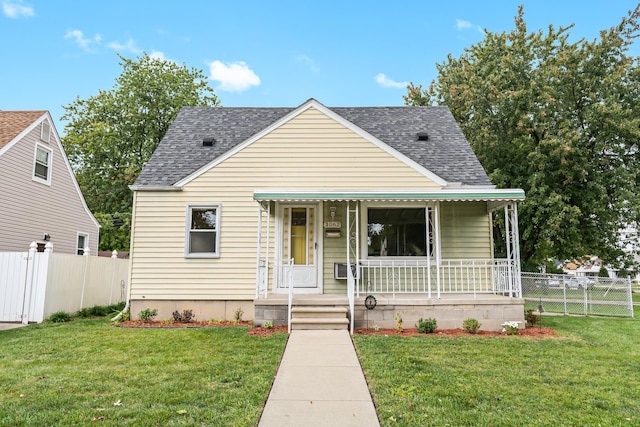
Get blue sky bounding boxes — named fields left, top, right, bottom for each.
left=1, top=0, right=638, bottom=133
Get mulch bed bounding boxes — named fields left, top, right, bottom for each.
left=247, top=325, right=556, bottom=338
left=117, top=320, right=253, bottom=328
left=353, top=325, right=556, bottom=338
left=117, top=321, right=555, bottom=338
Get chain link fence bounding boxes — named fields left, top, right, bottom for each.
left=521, top=273, right=634, bottom=318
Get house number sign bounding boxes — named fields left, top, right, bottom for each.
left=323, top=221, right=341, bottom=229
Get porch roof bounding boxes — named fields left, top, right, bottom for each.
left=253, top=189, right=524, bottom=208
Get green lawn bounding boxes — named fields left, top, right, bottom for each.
left=354, top=312, right=640, bottom=426
left=0, top=319, right=287, bottom=426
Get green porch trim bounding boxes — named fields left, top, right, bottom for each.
left=253, top=189, right=525, bottom=202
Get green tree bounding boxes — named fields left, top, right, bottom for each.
left=62, top=53, right=220, bottom=250
left=405, top=6, right=640, bottom=270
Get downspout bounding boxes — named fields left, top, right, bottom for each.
left=111, top=191, right=137, bottom=322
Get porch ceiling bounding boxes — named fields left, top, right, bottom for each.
left=253, top=189, right=525, bottom=205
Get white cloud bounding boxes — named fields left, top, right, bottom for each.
left=208, top=60, right=260, bottom=92
left=107, top=37, right=140, bottom=54
left=456, top=18, right=483, bottom=34
left=64, top=29, right=101, bottom=52
left=149, top=50, right=168, bottom=61
left=375, top=73, right=408, bottom=89
left=296, top=54, right=319, bottom=73
left=2, top=0, right=34, bottom=18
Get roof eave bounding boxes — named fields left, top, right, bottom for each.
left=129, top=185, right=183, bottom=191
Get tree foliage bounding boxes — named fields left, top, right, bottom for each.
left=405, top=6, right=640, bottom=269
left=62, top=53, right=220, bottom=250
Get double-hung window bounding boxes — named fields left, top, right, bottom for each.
left=77, top=234, right=88, bottom=255
left=186, top=204, right=220, bottom=258
left=33, top=144, right=52, bottom=184
left=367, top=207, right=433, bottom=257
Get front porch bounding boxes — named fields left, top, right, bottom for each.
left=253, top=190, right=525, bottom=332
left=254, top=293, right=525, bottom=331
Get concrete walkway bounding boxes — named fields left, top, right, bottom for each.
left=0, top=323, right=25, bottom=331
left=259, top=329, right=380, bottom=427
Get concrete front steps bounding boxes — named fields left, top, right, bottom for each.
left=291, top=306, right=349, bottom=330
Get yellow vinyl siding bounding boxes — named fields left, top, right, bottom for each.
left=322, top=202, right=349, bottom=294
left=130, top=107, right=442, bottom=300
left=439, top=202, right=492, bottom=259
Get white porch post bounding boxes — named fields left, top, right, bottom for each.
left=256, top=204, right=263, bottom=299
left=504, top=206, right=512, bottom=297
left=426, top=205, right=432, bottom=298
left=511, top=203, right=522, bottom=298
left=504, top=203, right=523, bottom=298
left=265, top=202, right=271, bottom=298
left=434, top=202, right=441, bottom=299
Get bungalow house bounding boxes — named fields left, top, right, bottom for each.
left=0, top=111, right=99, bottom=254
left=129, top=99, right=525, bottom=331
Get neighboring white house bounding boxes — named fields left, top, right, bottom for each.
left=0, top=110, right=99, bottom=254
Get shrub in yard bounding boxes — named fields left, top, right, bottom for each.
left=49, top=311, right=71, bottom=323
left=263, top=320, right=274, bottom=329
left=139, top=308, right=158, bottom=322
left=234, top=307, right=244, bottom=322
left=462, top=318, right=481, bottom=334
left=416, top=317, right=437, bottom=334
left=172, top=309, right=194, bottom=323
left=395, top=312, right=403, bottom=331
left=524, top=309, right=540, bottom=327
left=501, top=321, right=520, bottom=335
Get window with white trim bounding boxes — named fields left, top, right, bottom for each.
left=186, top=204, right=220, bottom=257
left=77, top=234, right=88, bottom=255
left=367, top=207, right=433, bottom=257
left=41, top=121, right=51, bottom=143
left=33, top=144, right=52, bottom=184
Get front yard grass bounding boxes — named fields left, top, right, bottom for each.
left=354, top=314, right=640, bottom=426
left=0, top=318, right=287, bottom=426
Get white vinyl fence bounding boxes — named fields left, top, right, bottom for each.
left=0, top=242, right=128, bottom=323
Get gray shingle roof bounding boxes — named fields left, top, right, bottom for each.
left=134, top=102, right=491, bottom=187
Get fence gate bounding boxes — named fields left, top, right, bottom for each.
left=0, top=251, right=30, bottom=322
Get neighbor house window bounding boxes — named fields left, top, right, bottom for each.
left=186, top=204, right=220, bottom=257
left=77, top=234, right=87, bottom=255
left=367, top=207, right=432, bottom=256
left=33, top=144, right=52, bottom=184
left=41, top=121, right=51, bottom=142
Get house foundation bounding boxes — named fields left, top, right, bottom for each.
left=254, top=294, right=525, bottom=331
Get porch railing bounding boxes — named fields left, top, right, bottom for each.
left=358, top=258, right=518, bottom=297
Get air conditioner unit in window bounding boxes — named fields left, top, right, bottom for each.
left=334, top=263, right=359, bottom=280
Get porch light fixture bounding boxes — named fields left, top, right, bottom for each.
left=43, top=233, right=50, bottom=241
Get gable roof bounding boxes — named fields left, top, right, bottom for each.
left=134, top=99, right=492, bottom=188
left=0, top=110, right=46, bottom=150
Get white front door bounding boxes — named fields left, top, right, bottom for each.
left=280, top=205, right=319, bottom=290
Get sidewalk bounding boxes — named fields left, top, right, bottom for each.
left=259, top=329, right=380, bottom=427
left=0, top=323, right=25, bottom=331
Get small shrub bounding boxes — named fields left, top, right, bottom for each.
left=263, top=320, right=274, bottom=329
left=501, top=321, right=520, bottom=335
left=234, top=307, right=244, bottom=322
left=416, top=317, right=437, bottom=334
left=524, top=309, right=540, bottom=327
left=394, top=312, right=403, bottom=331
left=49, top=311, right=71, bottom=323
left=77, top=307, right=93, bottom=318
left=139, top=308, right=158, bottom=322
left=373, top=324, right=380, bottom=332
left=172, top=309, right=195, bottom=323
left=462, top=318, right=481, bottom=334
